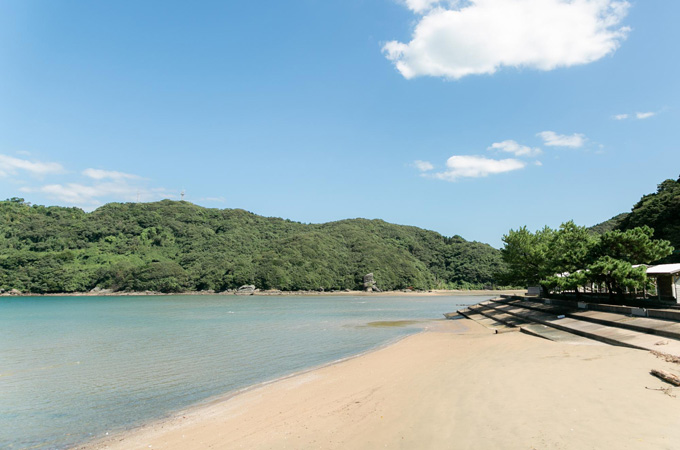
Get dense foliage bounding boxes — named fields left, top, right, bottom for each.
left=588, top=213, right=629, bottom=235
left=617, top=177, right=680, bottom=262
left=501, top=221, right=673, bottom=299
left=503, top=175, right=680, bottom=298
left=0, top=199, right=505, bottom=293
left=590, top=176, right=680, bottom=262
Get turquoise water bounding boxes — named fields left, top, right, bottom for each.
left=0, top=294, right=488, bottom=449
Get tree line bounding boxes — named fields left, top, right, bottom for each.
left=500, top=176, right=680, bottom=299
left=617, top=176, right=680, bottom=262
left=500, top=221, right=673, bottom=299
left=0, top=198, right=506, bottom=294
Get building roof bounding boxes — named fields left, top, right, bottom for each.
left=646, top=264, right=680, bottom=275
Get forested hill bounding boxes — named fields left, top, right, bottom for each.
left=588, top=213, right=629, bottom=235
left=618, top=177, right=680, bottom=262
left=0, top=199, right=504, bottom=294
left=591, top=176, right=680, bottom=262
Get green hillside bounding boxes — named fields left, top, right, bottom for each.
left=588, top=213, right=629, bottom=235
left=0, top=198, right=505, bottom=294
left=617, top=177, right=680, bottom=262
left=590, top=176, right=680, bottom=262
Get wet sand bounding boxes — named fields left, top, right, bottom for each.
left=79, top=318, right=680, bottom=449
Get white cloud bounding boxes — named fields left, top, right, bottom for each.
left=413, top=160, right=435, bottom=171
left=613, top=111, right=658, bottom=120
left=24, top=183, right=132, bottom=205
left=403, top=0, right=464, bottom=13
left=537, top=131, right=586, bottom=148
left=636, top=111, right=656, bottom=119
left=403, top=0, right=444, bottom=13
left=534, top=160, right=543, bottom=166
left=83, top=168, right=141, bottom=181
left=0, top=154, right=64, bottom=177
left=432, top=155, right=526, bottom=181
left=488, top=140, right=541, bottom=157
left=383, top=0, right=630, bottom=80
left=15, top=164, right=171, bottom=209
left=23, top=182, right=172, bottom=209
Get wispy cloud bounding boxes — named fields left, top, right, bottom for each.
left=613, top=111, right=658, bottom=120
left=83, top=168, right=142, bottom=181
left=431, top=155, right=526, bottom=181
left=0, top=154, right=64, bottom=177
left=413, top=160, right=435, bottom=172
left=21, top=182, right=172, bottom=209
left=635, top=111, right=656, bottom=120
left=384, top=0, right=630, bottom=80
left=537, top=131, right=586, bottom=148
left=488, top=140, right=541, bottom=157
left=10, top=159, right=172, bottom=210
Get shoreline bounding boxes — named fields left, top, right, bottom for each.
left=9, top=293, right=476, bottom=450
left=1, top=288, right=525, bottom=298
left=76, top=315, right=680, bottom=450
left=75, top=322, right=436, bottom=450
left=75, top=320, right=443, bottom=450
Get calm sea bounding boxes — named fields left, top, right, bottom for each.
left=0, top=294, right=489, bottom=449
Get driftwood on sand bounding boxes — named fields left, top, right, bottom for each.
left=650, top=369, right=680, bottom=386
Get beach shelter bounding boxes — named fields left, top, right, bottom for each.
left=646, top=264, right=680, bottom=302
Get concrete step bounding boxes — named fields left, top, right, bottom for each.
left=468, top=303, right=533, bottom=328
left=465, top=303, right=598, bottom=344
left=483, top=300, right=680, bottom=357
left=491, top=297, right=569, bottom=314
left=500, top=295, right=680, bottom=320
left=493, top=298, right=680, bottom=341
left=519, top=323, right=601, bottom=344
left=454, top=308, right=516, bottom=333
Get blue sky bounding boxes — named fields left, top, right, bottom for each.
left=1, top=0, right=678, bottom=247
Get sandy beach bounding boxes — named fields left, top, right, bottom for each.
left=80, top=317, right=680, bottom=450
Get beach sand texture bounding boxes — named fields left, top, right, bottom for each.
left=81, top=319, right=680, bottom=450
